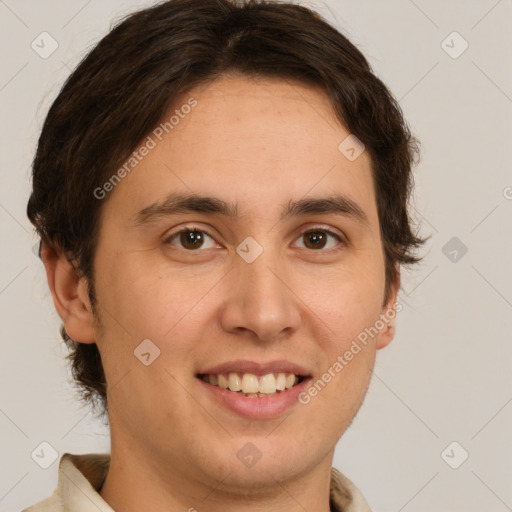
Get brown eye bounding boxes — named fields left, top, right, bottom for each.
left=180, top=230, right=204, bottom=249
left=294, top=229, right=342, bottom=250
left=303, top=231, right=327, bottom=249
left=166, top=229, right=218, bottom=250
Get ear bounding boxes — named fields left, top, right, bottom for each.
left=376, top=266, right=401, bottom=350
left=40, top=242, right=96, bottom=344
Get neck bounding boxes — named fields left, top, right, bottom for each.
left=100, top=436, right=334, bottom=512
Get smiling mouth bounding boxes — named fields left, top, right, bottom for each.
left=197, top=372, right=307, bottom=398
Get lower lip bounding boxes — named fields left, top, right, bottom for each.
left=197, top=378, right=310, bottom=420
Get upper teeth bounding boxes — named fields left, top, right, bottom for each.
left=204, top=372, right=298, bottom=395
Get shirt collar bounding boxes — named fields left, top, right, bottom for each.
left=57, top=453, right=113, bottom=512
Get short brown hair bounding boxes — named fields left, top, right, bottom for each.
left=27, top=0, right=426, bottom=415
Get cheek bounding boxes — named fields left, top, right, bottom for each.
left=94, top=251, right=223, bottom=349
left=303, top=259, right=386, bottom=340
left=296, top=258, right=384, bottom=415
left=299, top=276, right=380, bottom=420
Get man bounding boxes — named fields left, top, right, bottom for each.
left=25, top=0, right=425, bottom=510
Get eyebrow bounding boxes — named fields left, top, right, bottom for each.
left=134, top=193, right=369, bottom=227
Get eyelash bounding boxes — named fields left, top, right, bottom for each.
left=163, top=225, right=345, bottom=251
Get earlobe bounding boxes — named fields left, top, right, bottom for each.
left=40, top=243, right=96, bottom=344
left=376, top=320, right=395, bottom=350
left=376, top=266, right=401, bottom=350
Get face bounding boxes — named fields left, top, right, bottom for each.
left=66, top=74, right=398, bottom=494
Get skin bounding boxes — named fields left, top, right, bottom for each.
left=43, top=73, right=399, bottom=512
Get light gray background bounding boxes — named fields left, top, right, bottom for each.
left=1, top=1, right=511, bottom=511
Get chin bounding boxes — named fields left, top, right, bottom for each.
left=202, top=436, right=324, bottom=491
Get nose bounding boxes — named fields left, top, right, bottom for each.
left=219, top=252, right=302, bottom=343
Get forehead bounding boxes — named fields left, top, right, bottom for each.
left=103, top=74, right=378, bottom=226
left=174, top=74, right=350, bottom=167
